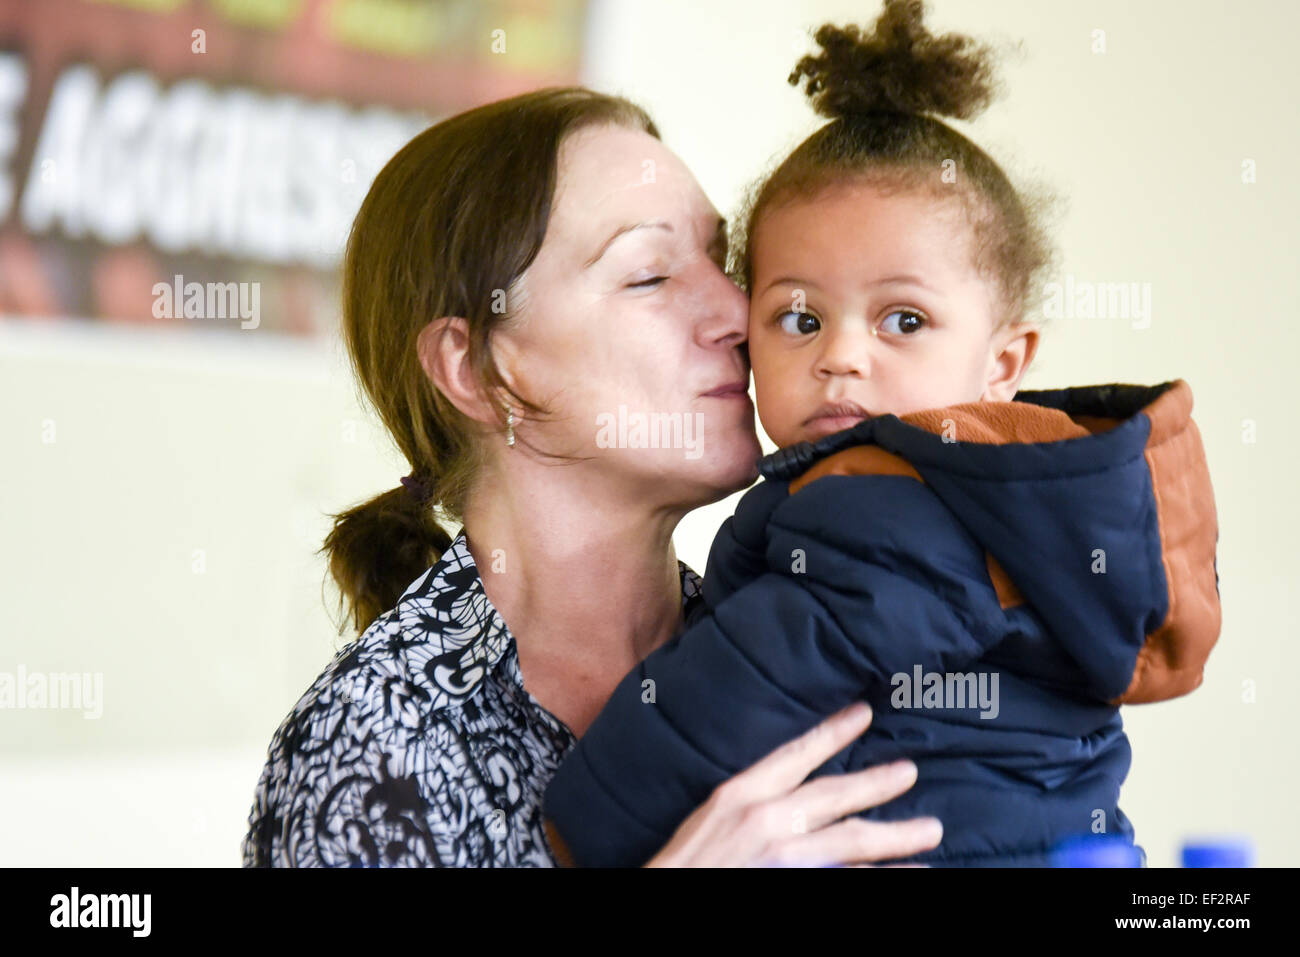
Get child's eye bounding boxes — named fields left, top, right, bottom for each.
left=776, top=311, right=821, bottom=335
left=879, top=309, right=927, bottom=335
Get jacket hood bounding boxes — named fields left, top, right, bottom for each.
left=757, top=380, right=1220, bottom=705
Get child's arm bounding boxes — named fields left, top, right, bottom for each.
left=543, top=471, right=1012, bottom=867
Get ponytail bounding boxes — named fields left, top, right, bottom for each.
left=320, top=484, right=452, bottom=637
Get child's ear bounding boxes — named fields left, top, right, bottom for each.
left=981, top=321, right=1040, bottom=402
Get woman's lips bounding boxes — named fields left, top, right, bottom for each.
left=701, top=380, right=751, bottom=400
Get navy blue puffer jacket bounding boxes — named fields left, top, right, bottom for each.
left=543, top=380, right=1221, bottom=867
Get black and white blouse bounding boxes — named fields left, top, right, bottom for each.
left=241, top=529, right=703, bottom=867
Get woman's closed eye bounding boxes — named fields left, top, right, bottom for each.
left=626, top=273, right=668, bottom=289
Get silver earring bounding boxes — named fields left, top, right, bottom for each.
left=505, top=408, right=515, bottom=447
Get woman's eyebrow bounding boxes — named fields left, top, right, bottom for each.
left=583, top=220, right=672, bottom=268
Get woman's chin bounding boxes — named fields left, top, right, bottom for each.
left=707, top=429, right=763, bottom=490
left=662, top=426, right=761, bottom=500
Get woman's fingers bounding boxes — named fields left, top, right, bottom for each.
left=647, top=702, right=945, bottom=868
left=873, top=862, right=932, bottom=868
left=844, top=862, right=932, bottom=869
left=762, top=814, right=944, bottom=868
left=714, top=702, right=875, bottom=806
left=749, top=759, right=942, bottom=867
left=784, top=758, right=921, bottom=834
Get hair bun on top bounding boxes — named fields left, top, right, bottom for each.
left=789, top=0, right=1000, bottom=122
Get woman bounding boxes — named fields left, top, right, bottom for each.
left=240, top=87, right=944, bottom=867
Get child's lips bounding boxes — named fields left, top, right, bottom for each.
left=802, top=401, right=872, bottom=440
left=805, top=400, right=870, bottom=422
left=803, top=413, right=869, bottom=440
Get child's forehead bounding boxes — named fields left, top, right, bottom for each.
left=761, top=180, right=969, bottom=238
left=750, top=184, right=980, bottom=291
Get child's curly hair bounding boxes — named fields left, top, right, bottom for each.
left=730, top=0, right=1059, bottom=328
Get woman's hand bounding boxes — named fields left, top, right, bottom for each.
left=643, top=702, right=942, bottom=867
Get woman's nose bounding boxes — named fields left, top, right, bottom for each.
left=693, top=262, right=749, bottom=349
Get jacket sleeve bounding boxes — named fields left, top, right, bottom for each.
left=542, top=471, right=1013, bottom=867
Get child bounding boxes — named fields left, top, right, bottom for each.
left=542, top=0, right=1221, bottom=867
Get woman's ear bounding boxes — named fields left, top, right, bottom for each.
left=981, top=322, right=1040, bottom=402
left=417, top=316, right=497, bottom=424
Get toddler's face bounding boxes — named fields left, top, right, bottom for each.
left=747, top=182, right=1029, bottom=447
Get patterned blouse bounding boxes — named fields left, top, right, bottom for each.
left=241, top=530, right=703, bottom=867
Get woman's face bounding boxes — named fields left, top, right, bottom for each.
left=493, top=124, right=761, bottom=505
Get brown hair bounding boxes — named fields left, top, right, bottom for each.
left=321, top=87, right=660, bottom=636
left=730, top=0, right=1057, bottom=327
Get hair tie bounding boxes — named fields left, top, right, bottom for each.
left=399, top=471, right=434, bottom=505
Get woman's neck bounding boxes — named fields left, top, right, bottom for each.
left=460, top=465, right=690, bottom=730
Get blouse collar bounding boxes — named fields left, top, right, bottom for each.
left=389, top=529, right=702, bottom=712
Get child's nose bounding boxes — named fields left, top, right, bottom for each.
left=815, top=324, right=871, bottom=377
